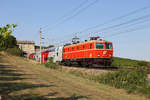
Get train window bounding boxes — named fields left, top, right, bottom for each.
left=77, top=46, right=79, bottom=50
left=96, top=43, right=104, bottom=49
left=90, top=44, right=92, bottom=49
left=72, top=47, right=74, bottom=51
left=106, top=43, right=112, bottom=49
left=68, top=48, right=69, bottom=51
left=63, top=49, right=65, bottom=52
left=83, top=45, right=85, bottom=49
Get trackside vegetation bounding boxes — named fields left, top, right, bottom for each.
left=41, top=56, right=150, bottom=98
left=69, top=68, right=150, bottom=98
left=98, top=69, right=150, bottom=97
left=112, top=57, right=150, bottom=68
left=1, top=54, right=150, bottom=100
left=44, top=59, right=61, bottom=69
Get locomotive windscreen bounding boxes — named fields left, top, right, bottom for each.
left=96, top=43, right=104, bottom=49
left=105, top=43, right=112, bottom=49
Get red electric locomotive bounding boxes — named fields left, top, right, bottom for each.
left=62, top=38, right=113, bottom=67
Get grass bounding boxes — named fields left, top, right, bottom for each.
left=0, top=52, right=6, bottom=63
left=0, top=52, right=150, bottom=100
left=98, top=69, right=150, bottom=97
left=44, top=59, right=62, bottom=69
left=112, top=57, right=150, bottom=68
left=67, top=67, right=150, bottom=98
left=6, top=47, right=24, bottom=56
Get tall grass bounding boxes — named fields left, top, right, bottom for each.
left=44, top=59, right=61, bottom=69
left=69, top=68, right=150, bottom=98
left=98, top=68, right=150, bottom=97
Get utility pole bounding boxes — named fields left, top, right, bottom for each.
left=40, top=28, right=42, bottom=64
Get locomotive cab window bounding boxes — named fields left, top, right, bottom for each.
left=105, top=43, right=112, bottom=49
left=96, top=43, right=104, bottom=49
left=90, top=44, right=92, bottom=49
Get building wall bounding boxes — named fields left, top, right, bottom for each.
left=17, top=41, right=35, bottom=54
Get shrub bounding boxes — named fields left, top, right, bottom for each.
left=6, top=47, right=23, bottom=56
left=68, top=67, right=150, bottom=97
left=0, top=47, right=5, bottom=51
left=137, top=61, right=148, bottom=67
left=44, top=59, right=61, bottom=69
left=97, top=68, right=150, bottom=97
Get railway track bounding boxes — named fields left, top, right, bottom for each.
left=62, top=65, right=150, bottom=75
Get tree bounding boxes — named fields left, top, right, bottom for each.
left=47, top=45, right=54, bottom=48
left=4, top=35, right=17, bottom=48
left=0, top=24, right=18, bottom=49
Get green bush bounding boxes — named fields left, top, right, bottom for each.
left=112, top=57, right=150, bottom=68
left=44, top=59, right=61, bottom=69
left=137, top=61, right=148, bottom=67
left=0, top=47, right=5, bottom=51
left=6, top=47, right=23, bottom=56
left=68, top=68, right=150, bottom=97
left=97, top=68, right=150, bottom=97
left=67, top=62, right=150, bottom=98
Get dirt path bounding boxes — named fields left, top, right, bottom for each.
left=0, top=53, right=149, bottom=100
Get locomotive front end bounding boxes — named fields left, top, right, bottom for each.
left=95, top=41, right=113, bottom=66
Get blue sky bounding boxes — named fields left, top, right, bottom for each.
left=0, top=0, right=150, bottom=61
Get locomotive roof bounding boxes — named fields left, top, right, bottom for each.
left=64, top=40, right=112, bottom=48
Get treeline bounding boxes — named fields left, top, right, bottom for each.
left=35, top=45, right=54, bottom=49
left=0, top=24, right=23, bottom=56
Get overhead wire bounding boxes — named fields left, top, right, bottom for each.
left=101, top=17, right=150, bottom=34
left=43, top=0, right=99, bottom=32
left=42, top=0, right=89, bottom=30
left=81, top=17, right=150, bottom=39
left=42, top=0, right=99, bottom=45
left=53, top=4, right=150, bottom=45
left=78, top=4, right=150, bottom=33
left=58, top=0, right=99, bottom=24
left=104, top=23, right=150, bottom=38
left=56, top=13, right=150, bottom=44
left=42, top=4, right=150, bottom=47
left=93, top=14, right=150, bottom=32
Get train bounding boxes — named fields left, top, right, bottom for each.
left=28, top=37, right=113, bottom=67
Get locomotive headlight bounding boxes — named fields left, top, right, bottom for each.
left=109, top=54, right=112, bottom=57
left=97, top=54, right=100, bottom=57
left=103, top=51, right=107, bottom=55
